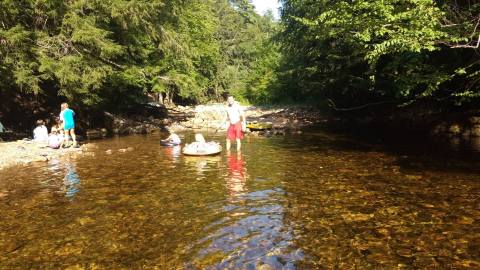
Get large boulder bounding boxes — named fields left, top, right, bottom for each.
left=104, top=112, right=163, bottom=135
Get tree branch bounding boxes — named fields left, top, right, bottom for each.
left=327, top=99, right=395, bottom=111
left=451, top=33, right=480, bottom=49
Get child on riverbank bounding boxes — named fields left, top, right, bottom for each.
left=48, top=129, right=62, bottom=149
left=59, top=103, right=77, bottom=148
left=51, top=117, right=62, bottom=134
left=33, top=120, right=49, bottom=143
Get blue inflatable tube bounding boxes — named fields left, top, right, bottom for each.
left=160, top=140, right=181, bottom=147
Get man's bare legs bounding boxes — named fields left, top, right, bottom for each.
left=226, top=138, right=241, bottom=151
left=236, top=138, right=241, bottom=151
left=226, top=139, right=231, bottom=151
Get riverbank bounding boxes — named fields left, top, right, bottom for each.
left=2, top=103, right=479, bottom=171
left=166, top=104, right=329, bottom=133
left=0, top=104, right=327, bottom=171
left=0, top=141, right=93, bottom=171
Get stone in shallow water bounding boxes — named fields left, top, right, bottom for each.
left=76, top=217, right=95, bottom=226
left=396, top=248, right=413, bottom=258
left=457, top=216, right=475, bottom=225
left=341, top=212, right=373, bottom=222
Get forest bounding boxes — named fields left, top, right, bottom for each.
left=1, top=0, right=480, bottom=130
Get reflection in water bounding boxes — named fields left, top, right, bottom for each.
left=187, top=151, right=303, bottom=269
left=448, top=136, right=480, bottom=153
left=189, top=189, right=303, bottom=269
left=164, top=145, right=181, bottom=163
left=0, top=133, right=479, bottom=268
left=184, top=155, right=221, bottom=177
left=63, top=163, right=80, bottom=199
left=226, top=151, right=247, bottom=198
left=45, top=159, right=81, bottom=199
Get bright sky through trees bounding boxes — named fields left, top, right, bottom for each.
left=251, top=0, right=280, bottom=19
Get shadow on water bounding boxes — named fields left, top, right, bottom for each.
left=0, top=130, right=479, bottom=268
left=294, top=125, right=480, bottom=174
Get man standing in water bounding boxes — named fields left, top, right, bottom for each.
left=225, top=96, right=246, bottom=151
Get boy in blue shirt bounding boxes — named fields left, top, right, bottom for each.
left=59, top=103, right=78, bottom=148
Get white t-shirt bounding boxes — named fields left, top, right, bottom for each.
left=48, top=134, right=62, bottom=148
left=170, top=134, right=181, bottom=144
left=33, top=125, right=49, bottom=142
left=59, top=110, right=65, bottom=122
left=227, top=103, right=244, bottom=124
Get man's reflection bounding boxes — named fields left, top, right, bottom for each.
left=164, top=145, right=181, bottom=163
left=226, top=151, right=248, bottom=198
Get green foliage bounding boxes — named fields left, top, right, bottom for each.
left=0, top=0, right=280, bottom=109
left=278, top=0, right=480, bottom=108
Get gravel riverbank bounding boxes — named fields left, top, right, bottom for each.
left=166, top=105, right=328, bottom=133
left=0, top=141, right=92, bottom=171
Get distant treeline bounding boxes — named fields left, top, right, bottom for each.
left=0, top=0, right=278, bottom=113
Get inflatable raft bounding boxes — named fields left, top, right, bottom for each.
left=160, top=140, right=181, bottom=147
left=246, top=121, right=273, bottom=131
left=183, top=142, right=222, bottom=156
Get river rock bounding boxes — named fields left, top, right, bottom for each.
left=448, top=124, right=462, bottom=136
left=469, top=116, right=480, bottom=124
left=472, top=125, right=480, bottom=137
left=432, top=123, right=447, bottom=135
left=31, top=156, right=49, bottom=163
left=104, top=112, right=163, bottom=135
left=462, top=128, right=471, bottom=138
left=86, top=128, right=108, bottom=140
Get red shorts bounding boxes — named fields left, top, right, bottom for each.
left=227, top=122, right=244, bottom=140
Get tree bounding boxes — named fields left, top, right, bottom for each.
left=278, top=0, right=480, bottom=108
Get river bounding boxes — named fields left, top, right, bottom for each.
left=0, top=131, right=479, bottom=269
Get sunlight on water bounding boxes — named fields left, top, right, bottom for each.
left=0, top=132, right=479, bottom=268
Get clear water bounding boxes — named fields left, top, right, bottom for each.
left=0, top=132, right=479, bottom=269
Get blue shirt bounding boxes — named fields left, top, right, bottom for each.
left=62, top=109, right=75, bottom=127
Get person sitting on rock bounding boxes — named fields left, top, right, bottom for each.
left=51, top=117, right=63, bottom=134
left=33, top=119, right=49, bottom=143
left=48, top=128, right=62, bottom=149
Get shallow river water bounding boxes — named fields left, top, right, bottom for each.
left=0, top=131, right=479, bottom=269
